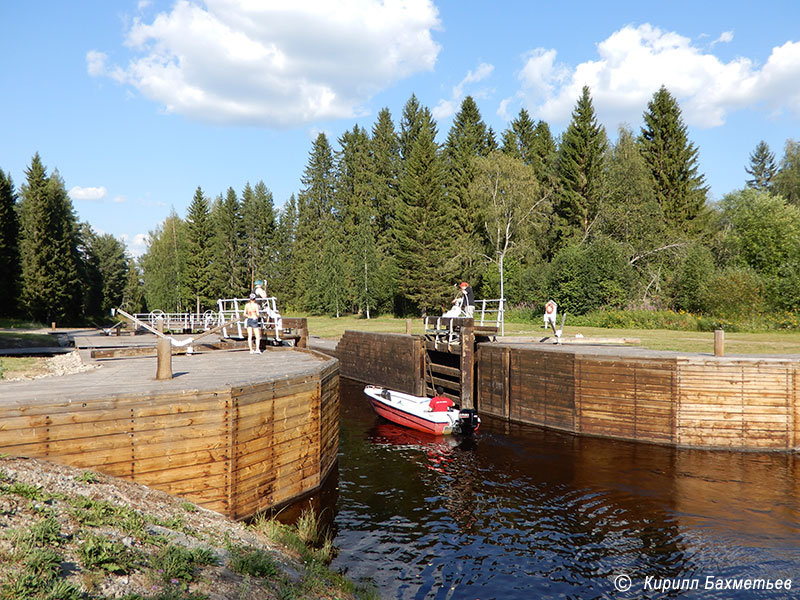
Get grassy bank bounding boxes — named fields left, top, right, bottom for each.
left=295, top=313, right=800, bottom=355
left=0, top=456, right=374, bottom=600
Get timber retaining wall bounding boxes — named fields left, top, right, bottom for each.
left=478, top=343, right=800, bottom=451
left=0, top=348, right=339, bottom=520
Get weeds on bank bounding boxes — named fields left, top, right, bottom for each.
left=0, top=472, right=366, bottom=600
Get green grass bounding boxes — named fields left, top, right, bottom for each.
left=294, top=312, right=800, bottom=355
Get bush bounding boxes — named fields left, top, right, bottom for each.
left=673, top=244, right=715, bottom=312
left=546, top=238, right=633, bottom=314
left=701, top=267, right=765, bottom=319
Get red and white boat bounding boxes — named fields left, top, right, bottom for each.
left=364, top=385, right=480, bottom=436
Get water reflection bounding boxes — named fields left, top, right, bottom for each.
left=329, top=378, right=800, bottom=599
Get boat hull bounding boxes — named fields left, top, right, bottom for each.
left=368, top=396, right=454, bottom=435
left=364, top=385, right=479, bottom=436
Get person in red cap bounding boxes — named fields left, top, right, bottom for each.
left=459, top=281, right=474, bottom=318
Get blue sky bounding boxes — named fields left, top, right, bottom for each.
left=2, top=1, right=799, bottom=256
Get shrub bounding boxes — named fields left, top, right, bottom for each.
left=701, top=267, right=765, bottom=319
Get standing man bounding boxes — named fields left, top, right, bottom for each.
left=244, top=293, right=261, bottom=354
left=459, top=281, right=475, bottom=318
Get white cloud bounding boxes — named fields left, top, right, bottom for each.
left=515, top=23, right=800, bottom=130
left=90, top=0, right=441, bottom=128
left=711, top=30, right=734, bottom=46
left=121, top=233, right=149, bottom=257
left=68, top=186, right=108, bottom=201
left=433, top=61, right=494, bottom=119
left=86, top=50, right=108, bottom=77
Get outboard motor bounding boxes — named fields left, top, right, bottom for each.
left=457, top=409, right=480, bottom=435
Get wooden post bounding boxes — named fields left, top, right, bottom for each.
left=156, top=316, right=164, bottom=334
left=297, top=318, right=308, bottom=348
left=51, top=322, right=56, bottom=331
left=460, top=321, right=475, bottom=409
left=156, top=337, right=172, bottom=380
left=502, top=346, right=511, bottom=420
left=714, top=329, right=724, bottom=357
left=405, top=319, right=412, bottom=335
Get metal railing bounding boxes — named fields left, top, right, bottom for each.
left=217, top=297, right=283, bottom=340
left=475, top=298, right=505, bottom=336
left=131, top=310, right=217, bottom=333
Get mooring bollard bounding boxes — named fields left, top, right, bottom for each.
left=714, top=329, right=725, bottom=357
left=156, top=337, right=172, bottom=380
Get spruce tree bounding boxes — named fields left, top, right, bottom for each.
left=745, top=140, right=777, bottom=191
left=555, top=86, right=608, bottom=244
left=394, top=111, right=452, bottom=314
left=183, top=187, right=215, bottom=309
left=337, top=125, right=386, bottom=316
left=240, top=181, right=276, bottom=294
left=501, top=108, right=536, bottom=165
left=91, top=232, right=129, bottom=316
left=370, top=108, right=400, bottom=238
left=0, top=168, right=20, bottom=316
left=272, top=195, right=298, bottom=307
left=18, top=155, right=82, bottom=323
left=211, top=188, right=246, bottom=298
left=296, top=133, right=336, bottom=311
left=370, top=108, right=401, bottom=309
left=443, top=96, right=492, bottom=281
left=638, top=86, right=708, bottom=233
left=399, top=94, right=424, bottom=162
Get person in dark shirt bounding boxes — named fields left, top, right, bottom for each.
left=429, top=386, right=454, bottom=412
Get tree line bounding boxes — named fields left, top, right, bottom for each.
left=2, top=85, right=800, bottom=325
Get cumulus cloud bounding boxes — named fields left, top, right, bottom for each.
left=89, top=0, right=441, bottom=128
left=69, top=186, right=108, bottom=201
left=433, top=61, right=494, bottom=120
left=515, top=23, right=800, bottom=130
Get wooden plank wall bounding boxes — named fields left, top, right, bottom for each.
left=337, top=330, right=423, bottom=395
left=0, top=363, right=340, bottom=519
left=676, top=358, right=797, bottom=450
left=477, top=344, right=800, bottom=451
left=576, top=355, right=675, bottom=445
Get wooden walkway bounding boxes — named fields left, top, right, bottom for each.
left=1, top=342, right=329, bottom=405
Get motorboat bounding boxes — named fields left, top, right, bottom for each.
left=363, top=385, right=480, bottom=436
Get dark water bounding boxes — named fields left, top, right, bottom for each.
left=323, top=378, right=800, bottom=599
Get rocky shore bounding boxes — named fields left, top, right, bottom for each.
left=0, top=455, right=364, bottom=600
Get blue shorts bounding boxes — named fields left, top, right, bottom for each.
left=245, top=318, right=259, bottom=329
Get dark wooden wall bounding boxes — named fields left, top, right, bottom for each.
left=337, top=330, right=424, bottom=395
left=478, top=343, right=800, bottom=451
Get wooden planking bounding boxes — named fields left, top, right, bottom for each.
left=337, top=330, right=423, bottom=394
left=477, top=342, right=798, bottom=450
left=477, top=344, right=508, bottom=418
left=576, top=355, right=675, bottom=444
left=0, top=347, right=340, bottom=519
left=508, top=347, right=575, bottom=431
left=676, top=359, right=793, bottom=449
